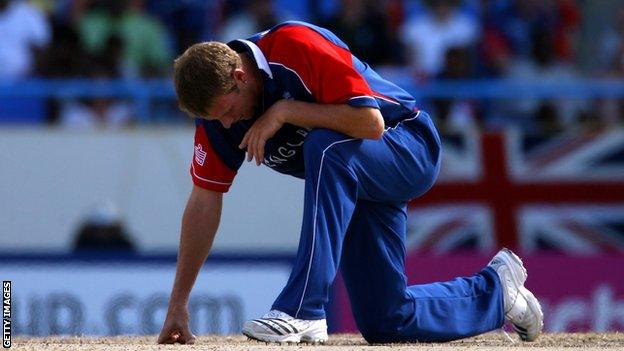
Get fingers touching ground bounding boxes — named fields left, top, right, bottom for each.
left=157, top=329, right=197, bottom=344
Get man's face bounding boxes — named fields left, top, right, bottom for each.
left=202, top=71, right=260, bottom=128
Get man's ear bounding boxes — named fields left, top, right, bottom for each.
left=232, top=68, right=246, bottom=83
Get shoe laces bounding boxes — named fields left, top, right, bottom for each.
left=263, top=310, right=292, bottom=319
left=262, top=310, right=323, bottom=330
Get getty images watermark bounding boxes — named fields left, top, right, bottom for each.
left=3, top=281, right=10, bottom=348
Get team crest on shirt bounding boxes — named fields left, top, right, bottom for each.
left=194, top=144, right=207, bottom=166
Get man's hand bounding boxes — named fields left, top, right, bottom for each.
left=157, top=306, right=197, bottom=344
left=239, top=100, right=289, bottom=165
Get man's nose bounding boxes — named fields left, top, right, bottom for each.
left=219, top=117, right=232, bottom=129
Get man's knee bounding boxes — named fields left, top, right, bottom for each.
left=356, top=310, right=411, bottom=344
left=359, top=320, right=403, bottom=344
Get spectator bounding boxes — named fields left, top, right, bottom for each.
left=490, top=25, right=582, bottom=132
left=37, top=21, right=85, bottom=78
left=597, top=8, right=624, bottom=127
left=478, top=0, right=580, bottom=76
left=320, top=0, right=405, bottom=66
left=553, top=0, right=581, bottom=63
left=219, top=0, right=279, bottom=42
left=35, top=19, right=89, bottom=124
left=478, top=0, right=515, bottom=77
left=77, top=0, right=171, bottom=77
left=401, top=0, right=479, bottom=77
left=146, top=0, right=220, bottom=54
left=433, top=46, right=480, bottom=132
left=73, top=199, right=136, bottom=252
left=59, top=96, right=134, bottom=129
left=58, top=35, right=134, bottom=130
left=0, top=0, right=51, bottom=79
left=53, top=31, right=134, bottom=129
left=599, top=8, right=624, bottom=76
left=59, top=101, right=134, bottom=129
left=0, top=0, right=51, bottom=124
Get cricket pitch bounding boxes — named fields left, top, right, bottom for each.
left=12, top=332, right=624, bottom=350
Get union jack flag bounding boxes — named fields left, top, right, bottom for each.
left=407, top=128, right=624, bottom=254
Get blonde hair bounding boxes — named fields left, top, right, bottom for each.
left=173, top=42, right=242, bottom=116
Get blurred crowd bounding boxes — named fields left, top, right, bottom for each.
left=1, top=0, right=623, bottom=132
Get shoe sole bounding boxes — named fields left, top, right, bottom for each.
left=515, top=287, right=544, bottom=342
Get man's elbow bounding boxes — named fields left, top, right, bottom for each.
left=365, top=109, right=385, bottom=140
left=365, top=125, right=384, bottom=140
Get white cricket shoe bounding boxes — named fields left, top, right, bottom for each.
left=242, top=310, right=328, bottom=344
left=488, top=248, right=544, bottom=341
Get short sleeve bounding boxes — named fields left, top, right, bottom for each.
left=258, top=25, right=379, bottom=109
left=190, top=124, right=237, bottom=192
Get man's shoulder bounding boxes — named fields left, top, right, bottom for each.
left=255, top=21, right=317, bottom=37
left=195, top=119, right=247, bottom=169
left=254, top=22, right=317, bottom=46
left=254, top=21, right=348, bottom=52
left=195, top=119, right=247, bottom=148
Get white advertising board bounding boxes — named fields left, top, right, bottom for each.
left=0, top=128, right=304, bottom=252
left=0, top=261, right=291, bottom=336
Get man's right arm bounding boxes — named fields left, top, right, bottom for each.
left=158, top=185, right=223, bottom=344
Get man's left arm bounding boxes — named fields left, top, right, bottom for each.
left=239, top=99, right=384, bottom=164
left=240, top=25, right=393, bottom=165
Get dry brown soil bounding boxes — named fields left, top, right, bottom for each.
left=12, top=332, right=624, bottom=351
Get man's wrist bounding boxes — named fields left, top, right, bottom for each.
left=167, top=300, right=188, bottom=313
left=169, top=292, right=189, bottom=308
left=277, top=99, right=295, bottom=125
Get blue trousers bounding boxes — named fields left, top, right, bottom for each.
left=272, top=111, right=504, bottom=342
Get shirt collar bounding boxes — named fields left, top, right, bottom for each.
left=227, top=39, right=273, bottom=79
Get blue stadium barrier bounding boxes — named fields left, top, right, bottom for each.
left=0, top=251, right=295, bottom=265
left=1, top=78, right=624, bottom=122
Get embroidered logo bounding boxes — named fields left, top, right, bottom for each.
left=194, top=144, right=207, bottom=166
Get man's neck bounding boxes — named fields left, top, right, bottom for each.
left=240, top=52, right=263, bottom=93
